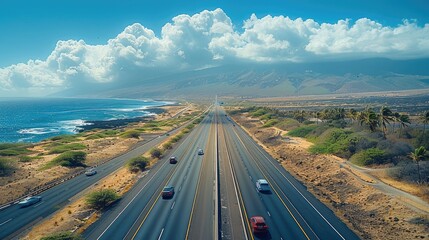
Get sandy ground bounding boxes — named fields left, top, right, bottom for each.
left=231, top=113, right=429, bottom=240
left=0, top=104, right=194, bottom=206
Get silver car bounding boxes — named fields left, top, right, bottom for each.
left=256, top=179, right=271, bottom=193
left=85, top=168, right=97, bottom=176
left=18, top=196, right=42, bottom=207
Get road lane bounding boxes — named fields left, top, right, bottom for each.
left=221, top=108, right=360, bottom=240
left=187, top=107, right=217, bottom=240
left=83, top=109, right=215, bottom=240
left=0, top=131, right=186, bottom=240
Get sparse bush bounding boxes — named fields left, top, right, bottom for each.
left=251, top=108, right=268, bottom=117
left=276, top=119, right=300, bottom=131
left=40, top=231, right=82, bottom=240
left=150, top=148, right=163, bottom=159
left=0, top=158, right=15, bottom=176
left=287, top=125, right=318, bottom=138
left=86, top=189, right=120, bottom=210
left=48, top=135, right=78, bottom=143
left=19, top=155, right=41, bottom=162
left=262, top=119, right=279, bottom=128
left=128, top=156, right=149, bottom=172
left=163, top=142, right=172, bottom=150
left=121, top=130, right=141, bottom=139
left=49, top=151, right=86, bottom=168
left=388, top=161, right=429, bottom=183
left=350, top=148, right=386, bottom=166
left=48, top=143, right=86, bottom=154
left=0, top=143, right=31, bottom=156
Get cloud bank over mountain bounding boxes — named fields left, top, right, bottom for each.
left=1, top=8, right=428, bottom=96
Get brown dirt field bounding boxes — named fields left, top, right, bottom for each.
left=231, top=112, right=429, bottom=240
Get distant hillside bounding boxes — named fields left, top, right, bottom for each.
left=61, top=58, right=429, bottom=99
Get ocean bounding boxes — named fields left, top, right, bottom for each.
left=0, top=98, right=170, bottom=143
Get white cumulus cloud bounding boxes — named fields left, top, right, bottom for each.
left=0, top=8, right=428, bottom=96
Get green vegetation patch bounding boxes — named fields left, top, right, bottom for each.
left=262, top=119, right=279, bottom=128
left=276, top=118, right=300, bottom=131
left=0, top=158, right=16, bottom=176
left=251, top=108, right=268, bottom=117
left=287, top=125, right=318, bottom=138
left=150, top=148, right=163, bottom=159
left=127, top=156, right=149, bottom=172
left=41, top=232, right=82, bottom=240
left=45, top=151, right=87, bottom=169
left=0, top=143, right=31, bottom=156
left=47, top=134, right=79, bottom=143
left=48, top=143, right=86, bottom=154
left=19, top=155, right=42, bottom=162
left=350, top=148, right=387, bottom=166
left=309, top=128, right=354, bottom=157
left=86, top=189, right=120, bottom=210
left=120, top=130, right=142, bottom=139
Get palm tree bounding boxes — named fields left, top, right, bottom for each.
left=346, top=108, right=357, bottom=123
left=410, top=146, right=427, bottom=183
left=379, top=106, right=393, bottom=138
left=359, top=107, right=378, bottom=132
left=420, top=111, right=429, bottom=133
left=398, top=114, right=410, bottom=137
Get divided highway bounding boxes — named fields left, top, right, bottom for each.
left=1, top=103, right=360, bottom=240
left=217, top=106, right=359, bottom=240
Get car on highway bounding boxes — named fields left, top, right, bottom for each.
left=162, top=186, right=175, bottom=199
left=256, top=179, right=271, bottom=193
left=85, top=168, right=97, bottom=176
left=169, top=156, right=177, bottom=164
left=250, top=216, right=269, bottom=234
left=197, top=149, right=204, bottom=155
left=18, top=196, right=42, bottom=208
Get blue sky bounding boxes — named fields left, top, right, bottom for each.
left=1, top=0, right=428, bottom=67
left=0, top=0, right=428, bottom=97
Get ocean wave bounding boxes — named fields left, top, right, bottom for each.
left=18, top=128, right=60, bottom=135
left=59, top=119, right=93, bottom=133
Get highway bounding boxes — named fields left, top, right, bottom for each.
left=1, top=103, right=360, bottom=240
left=218, top=106, right=360, bottom=240
left=0, top=115, right=195, bottom=240
left=84, top=109, right=218, bottom=240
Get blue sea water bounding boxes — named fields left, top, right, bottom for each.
left=0, top=98, right=170, bottom=143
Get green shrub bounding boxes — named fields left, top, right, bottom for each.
left=86, top=189, right=120, bottom=210
left=251, top=108, right=267, bottom=117
left=260, top=114, right=273, bottom=121
left=19, top=155, right=41, bottom=162
left=262, top=119, right=279, bottom=128
left=163, top=142, right=172, bottom=150
left=0, top=158, right=15, bottom=176
left=41, top=232, right=82, bottom=240
left=287, top=125, right=318, bottom=137
left=150, top=148, right=163, bottom=159
left=276, top=119, right=300, bottom=131
left=48, top=143, right=86, bottom=154
left=49, top=151, right=87, bottom=168
left=40, top=232, right=82, bottom=240
left=350, top=148, right=386, bottom=166
left=128, top=156, right=149, bottom=172
left=0, top=143, right=31, bottom=156
left=121, top=130, right=141, bottom=139
left=309, top=128, right=352, bottom=156
left=48, top=135, right=78, bottom=143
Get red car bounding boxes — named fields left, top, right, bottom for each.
left=250, top=216, right=269, bottom=233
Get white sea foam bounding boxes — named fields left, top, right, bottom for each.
left=18, top=128, right=59, bottom=135
left=59, top=119, right=93, bottom=133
